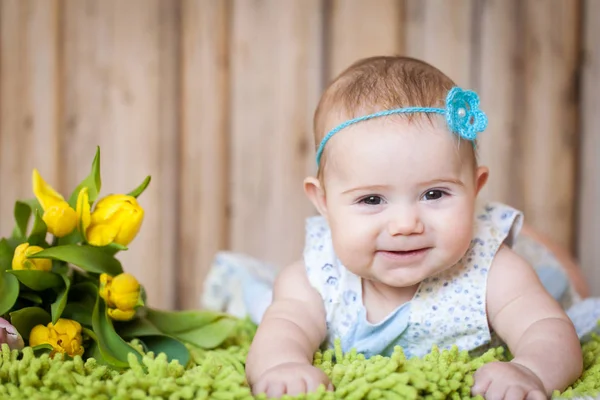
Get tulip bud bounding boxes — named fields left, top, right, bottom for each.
left=12, top=242, right=52, bottom=271
left=99, top=273, right=143, bottom=321
left=0, top=317, right=24, bottom=350
left=32, top=169, right=77, bottom=237
left=86, top=195, right=144, bottom=247
left=42, top=201, right=77, bottom=237
left=29, top=318, right=84, bottom=357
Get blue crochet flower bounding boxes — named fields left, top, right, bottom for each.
left=445, top=87, right=488, bottom=141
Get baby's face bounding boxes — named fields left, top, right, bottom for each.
left=319, top=116, right=487, bottom=289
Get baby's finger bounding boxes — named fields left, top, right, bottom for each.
left=505, top=385, right=527, bottom=400
left=484, top=381, right=509, bottom=400
left=285, top=378, right=307, bottom=396
left=251, top=380, right=268, bottom=396
left=265, top=381, right=286, bottom=399
left=471, top=374, right=492, bottom=397
left=327, top=382, right=335, bottom=391
left=305, top=372, right=329, bottom=392
left=526, top=389, right=547, bottom=400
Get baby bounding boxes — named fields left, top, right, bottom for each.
left=244, top=56, right=583, bottom=399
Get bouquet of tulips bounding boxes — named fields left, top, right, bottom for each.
left=0, top=147, right=237, bottom=369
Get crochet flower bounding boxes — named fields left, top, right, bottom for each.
left=99, top=273, right=143, bottom=321
left=445, top=87, right=488, bottom=141
left=29, top=319, right=84, bottom=357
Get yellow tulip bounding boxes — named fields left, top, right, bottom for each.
left=99, top=273, right=143, bottom=321
left=32, top=169, right=77, bottom=237
left=12, top=243, right=52, bottom=271
left=78, top=194, right=144, bottom=247
left=29, top=319, right=84, bottom=357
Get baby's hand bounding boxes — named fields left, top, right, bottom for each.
left=472, top=361, right=547, bottom=399
left=251, top=362, right=333, bottom=398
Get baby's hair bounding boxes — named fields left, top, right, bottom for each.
left=313, top=56, right=477, bottom=179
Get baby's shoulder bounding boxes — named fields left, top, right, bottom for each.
left=472, top=201, right=524, bottom=246
left=273, top=259, right=322, bottom=300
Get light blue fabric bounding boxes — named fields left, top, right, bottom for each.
left=536, top=265, right=570, bottom=301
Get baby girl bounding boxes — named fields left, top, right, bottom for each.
left=218, top=56, right=586, bottom=399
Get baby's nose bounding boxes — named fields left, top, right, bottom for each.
left=387, top=207, right=424, bottom=236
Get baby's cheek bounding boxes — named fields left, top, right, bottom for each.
left=331, top=224, right=371, bottom=268
left=437, top=212, right=474, bottom=255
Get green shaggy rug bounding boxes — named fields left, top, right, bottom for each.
left=0, top=319, right=599, bottom=400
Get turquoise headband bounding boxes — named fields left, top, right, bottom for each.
left=315, top=87, right=488, bottom=167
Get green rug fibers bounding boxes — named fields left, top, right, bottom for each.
left=0, top=319, right=599, bottom=400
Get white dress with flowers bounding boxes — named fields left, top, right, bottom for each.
left=303, top=202, right=523, bottom=358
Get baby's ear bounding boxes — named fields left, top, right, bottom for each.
left=303, top=177, right=328, bottom=217
left=475, top=165, right=489, bottom=195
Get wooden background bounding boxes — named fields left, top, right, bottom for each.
left=1, top=0, right=598, bottom=309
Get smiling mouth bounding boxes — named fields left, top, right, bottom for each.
left=378, top=248, right=431, bottom=258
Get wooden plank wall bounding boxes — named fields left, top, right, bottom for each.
left=1, top=0, right=598, bottom=309
left=579, top=0, right=600, bottom=296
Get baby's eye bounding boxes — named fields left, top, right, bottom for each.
left=359, top=195, right=383, bottom=205
left=423, top=190, right=446, bottom=201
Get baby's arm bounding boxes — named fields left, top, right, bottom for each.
left=245, top=260, right=330, bottom=397
left=473, top=245, right=583, bottom=398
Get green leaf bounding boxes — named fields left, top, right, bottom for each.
left=68, top=146, right=102, bottom=208
left=117, top=317, right=162, bottom=338
left=144, top=308, right=237, bottom=349
left=6, top=270, right=63, bottom=291
left=51, top=271, right=71, bottom=324
left=62, top=302, right=93, bottom=327
left=92, top=293, right=142, bottom=369
left=70, top=281, right=98, bottom=298
left=12, top=199, right=43, bottom=240
left=0, top=271, right=19, bottom=315
left=170, top=317, right=238, bottom=349
left=19, top=292, right=43, bottom=304
left=116, top=318, right=190, bottom=366
left=145, top=308, right=229, bottom=332
left=82, top=327, right=129, bottom=369
left=28, top=244, right=123, bottom=276
left=12, top=202, right=31, bottom=240
left=57, top=230, right=83, bottom=246
left=127, top=176, right=151, bottom=198
left=9, top=307, right=51, bottom=341
left=31, top=343, right=54, bottom=356
left=140, top=335, right=190, bottom=366
left=0, top=239, right=14, bottom=271
left=97, top=242, right=128, bottom=257
left=27, top=209, right=48, bottom=246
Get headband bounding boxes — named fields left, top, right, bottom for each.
left=315, top=87, right=488, bottom=167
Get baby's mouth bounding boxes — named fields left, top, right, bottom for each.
left=378, top=248, right=431, bottom=257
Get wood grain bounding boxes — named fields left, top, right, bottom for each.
left=404, top=0, right=474, bottom=87
left=475, top=0, right=522, bottom=206
left=519, top=0, right=580, bottom=250
left=61, top=0, right=179, bottom=308
left=178, top=0, right=230, bottom=309
left=229, top=0, right=322, bottom=269
left=0, top=0, right=60, bottom=234
left=578, top=0, right=600, bottom=295
left=0, top=0, right=597, bottom=300
left=327, top=0, right=404, bottom=79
